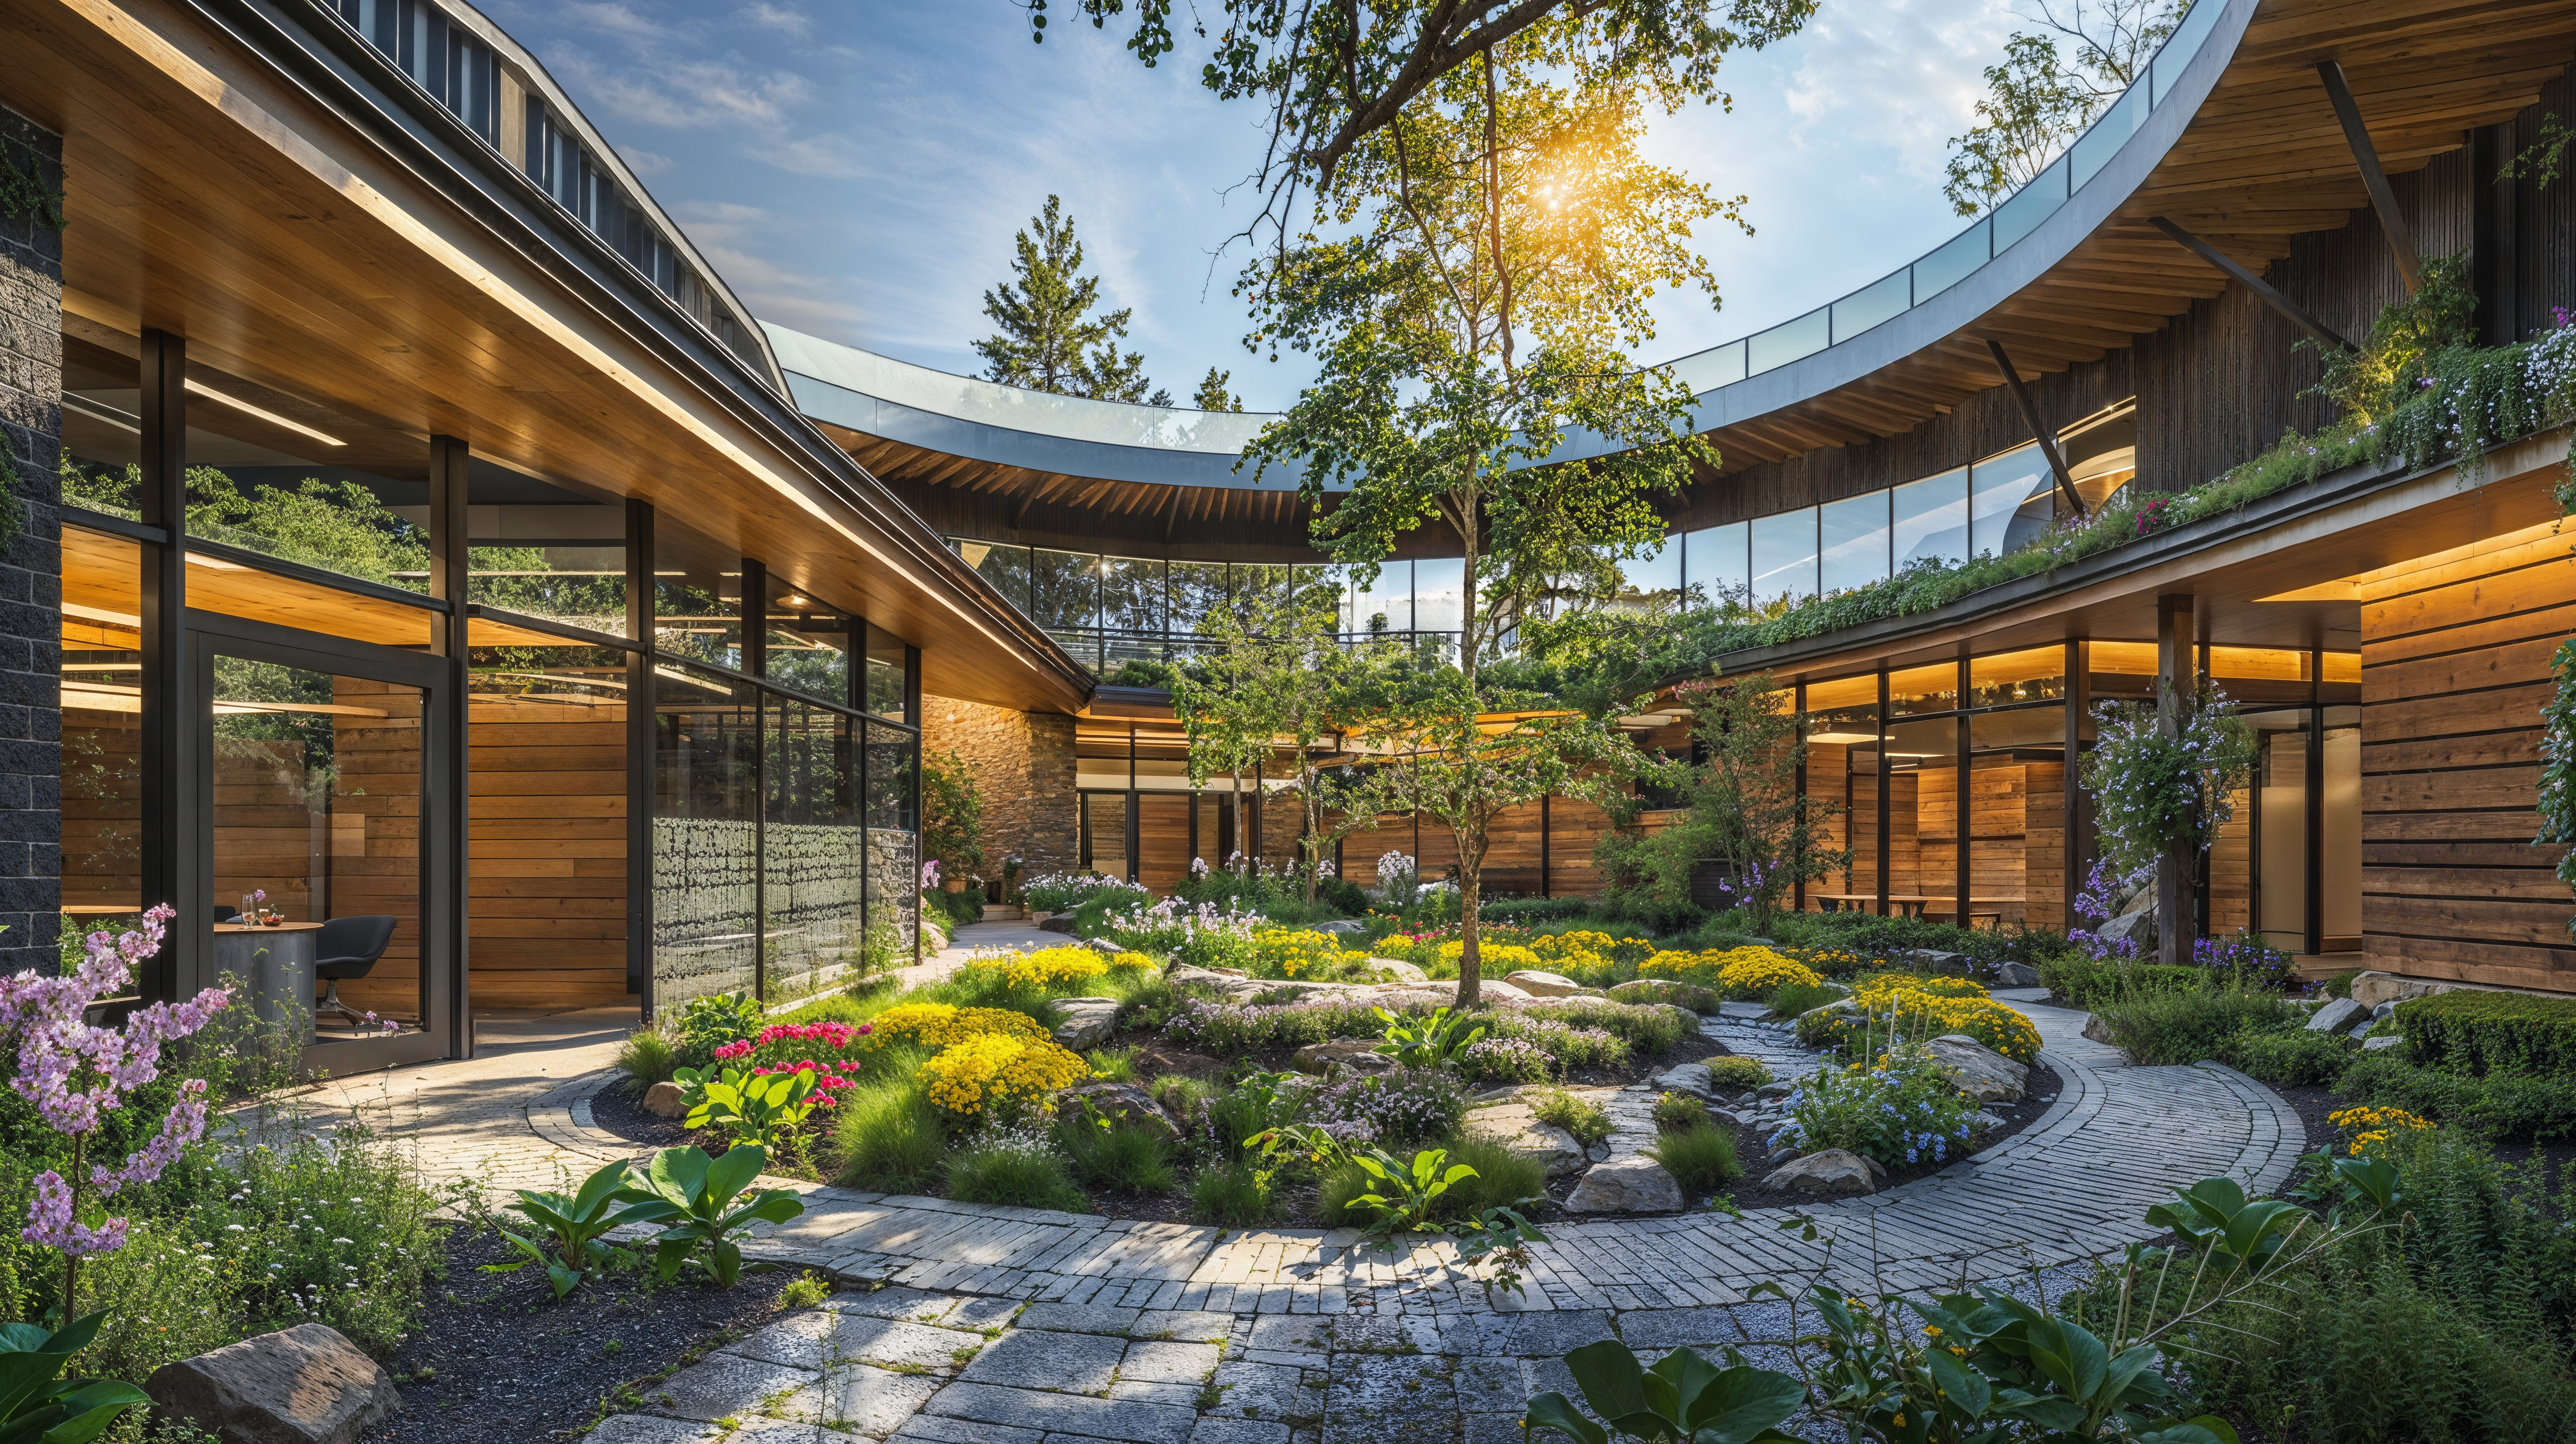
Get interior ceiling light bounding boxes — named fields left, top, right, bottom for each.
left=1806, top=730, right=1878, bottom=745
left=185, top=379, right=344, bottom=447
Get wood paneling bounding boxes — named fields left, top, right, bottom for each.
left=462, top=696, right=630, bottom=1010
left=2361, top=526, right=2576, bottom=989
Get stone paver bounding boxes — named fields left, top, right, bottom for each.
left=338, top=992, right=2303, bottom=1442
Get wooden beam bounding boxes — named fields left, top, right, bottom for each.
left=2148, top=216, right=2353, bottom=351
left=2315, top=58, right=2426, bottom=293
left=1985, top=338, right=2087, bottom=518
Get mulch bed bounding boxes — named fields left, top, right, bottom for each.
left=588, top=1077, right=702, bottom=1152
left=359, top=1226, right=799, bottom=1444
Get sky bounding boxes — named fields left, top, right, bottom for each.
left=486, top=0, right=2030, bottom=411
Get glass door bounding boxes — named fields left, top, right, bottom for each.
left=184, top=618, right=453, bottom=1072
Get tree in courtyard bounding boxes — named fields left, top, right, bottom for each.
left=2080, top=680, right=2253, bottom=967
left=1593, top=672, right=1845, bottom=927
left=1943, top=0, right=2183, bottom=215
left=1171, top=574, right=1393, bottom=904
left=974, top=195, right=1155, bottom=402
left=1192, top=366, right=1245, bottom=411
left=919, top=750, right=987, bottom=885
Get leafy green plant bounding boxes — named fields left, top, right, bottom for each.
left=1776, top=1045, right=1981, bottom=1169
left=482, top=1158, right=663, bottom=1298
left=1703, top=1056, right=1771, bottom=1091
left=675, top=1065, right=822, bottom=1148
left=1652, top=1090, right=1708, bottom=1132
left=1645, top=1126, right=1740, bottom=1196
left=2091, top=989, right=2299, bottom=1066
left=1187, top=1158, right=1276, bottom=1227
left=2397, top=988, right=2576, bottom=1077
left=1531, top=1086, right=1614, bottom=1148
left=1085, top=1045, right=1140, bottom=1083
left=1450, top=1200, right=1549, bottom=1303
left=1523, top=1339, right=1804, bottom=1444
left=2226, top=1026, right=2351, bottom=1087
left=614, top=1029, right=679, bottom=1088
left=1340, top=1147, right=1477, bottom=1239
left=0, top=1313, right=151, bottom=1444
left=671, top=992, right=766, bottom=1070
left=2142, top=1177, right=2307, bottom=1278
left=1056, top=1120, right=1176, bottom=1195
left=625, top=1144, right=807, bottom=1288
left=1372, top=1005, right=1486, bottom=1069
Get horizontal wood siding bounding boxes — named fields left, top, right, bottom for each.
left=463, top=697, right=629, bottom=1010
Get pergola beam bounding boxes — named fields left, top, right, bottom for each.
left=2315, top=58, right=2423, bottom=294
left=1985, top=338, right=2087, bottom=519
left=2148, top=217, right=2352, bottom=351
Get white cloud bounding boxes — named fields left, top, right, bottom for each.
left=741, top=2, right=810, bottom=37
left=617, top=145, right=674, bottom=176
left=765, top=133, right=867, bottom=178
left=578, top=56, right=815, bottom=130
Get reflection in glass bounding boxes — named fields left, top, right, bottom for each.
left=655, top=525, right=740, bottom=671
left=1100, top=557, right=1165, bottom=634
left=1750, top=509, right=1817, bottom=604
left=1888, top=662, right=1958, bottom=715
left=1030, top=549, right=1099, bottom=630
left=1413, top=557, right=1464, bottom=632
left=470, top=546, right=626, bottom=636
left=766, top=696, right=862, bottom=1001
left=1971, top=445, right=2055, bottom=558
left=1169, top=561, right=1229, bottom=638
left=1893, top=468, right=1968, bottom=570
left=2255, top=720, right=2308, bottom=951
left=1345, top=561, right=1410, bottom=634
left=763, top=573, right=850, bottom=706
left=1618, top=536, right=1682, bottom=608
left=185, top=372, right=432, bottom=594
left=62, top=527, right=143, bottom=948
left=1819, top=492, right=1890, bottom=594
left=59, top=331, right=142, bottom=519
left=1687, top=522, right=1748, bottom=607
left=865, top=624, right=909, bottom=722
left=653, top=663, right=760, bottom=1006
left=865, top=718, right=920, bottom=962
left=956, top=540, right=1033, bottom=612
left=210, top=657, right=424, bottom=1027
left=189, top=551, right=434, bottom=649
left=1970, top=647, right=2065, bottom=707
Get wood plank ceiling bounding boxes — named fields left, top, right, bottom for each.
left=816, top=422, right=1319, bottom=535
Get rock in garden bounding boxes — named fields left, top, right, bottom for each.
left=1798, top=1001, right=1855, bottom=1032
left=1993, top=961, right=2043, bottom=989
left=147, top=1323, right=399, bottom=1444
left=2370, top=1000, right=2398, bottom=1020
left=1767, top=1144, right=1798, bottom=1164
left=1165, top=964, right=1247, bottom=989
left=1307, top=919, right=1366, bottom=937
left=1651, top=1064, right=1713, bottom=1096
left=1922, top=1035, right=2029, bottom=1103
left=1365, top=957, right=1427, bottom=983
left=1503, top=969, right=1583, bottom=998
left=1925, top=952, right=1972, bottom=976
left=2097, top=909, right=2156, bottom=949
left=2347, top=1021, right=2375, bottom=1041
left=1083, top=937, right=1125, bottom=956
left=1051, top=997, right=1123, bottom=1049
left=1060, top=1081, right=1178, bottom=1140
left=1564, top=1156, right=1686, bottom=1213
left=1465, top=1105, right=1589, bottom=1176
left=2362, top=1035, right=2404, bottom=1052
left=2081, top=1013, right=2116, bottom=1045
left=1478, top=979, right=1538, bottom=1003
left=1607, top=979, right=1722, bottom=1012
left=2305, top=997, right=2366, bottom=1034
left=1717, top=1000, right=1772, bottom=1020
left=641, top=1080, right=688, bottom=1118
left=1754, top=1080, right=1795, bottom=1099
left=1970, top=1110, right=2007, bottom=1132
left=1760, top=1149, right=1877, bottom=1197
left=1037, top=915, right=1078, bottom=934
left=1291, top=1040, right=1396, bottom=1079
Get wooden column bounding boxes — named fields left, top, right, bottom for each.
left=2157, top=594, right=2197, bottom=968
left=429, top=436, right=473, bottom=1055
left=1876, top=668, right=1891, bottom=913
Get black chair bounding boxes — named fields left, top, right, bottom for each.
left=313, top=915, right=398, bottom=1027
left=213, top=905, right=238, bottom=923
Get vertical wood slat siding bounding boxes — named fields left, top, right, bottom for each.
left=2360, top=536, right=2576, bottom=991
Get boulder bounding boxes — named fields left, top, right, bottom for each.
left=2305, top=997, right=2367, bottom=1034
left=1564, top=1156, right=1686, bottom=1214
left=1364, top=957, right=1428, bottom=983
left=1051, top=997, right=1123, bottom=1050
left=1760, top=1149, right=1877, bottom=1197
left=1083, top=937, right=1125, bottom=956
left=147, top=1324, right=399, bottom=1444
left=1608, top=979, right=1723, bottom=1013
left=1923, top=1035, right=2029, bottom=1103
left=2370, top=1000, right=2398, bottom=1021
left=1465, top=1107, right=1589, bottom=1177
left=2082, top=1013, right=2117, bottom=1045
left=1925, top=952, right=1973, bottom=977
left=1291, top=1040, right=1396, bottom=1079
left=1993, top=961, right=2044, bottom=989
left=1754, top=1080, right=1796, bottom=1099
left=1307, top=919, right=1366, bottom=937
left=1059, top=1081, right=1178, bottom=1140
left=1165, top=964, right=1249, bottom=991
left=1477, top=979, right=1539, bottom=1004
left=2362, top=1035, right=2405, bottom=1052
left=2347, top=1021, right=2376, bottom=1041
left=640, top=1080, right=688, bottom=1119
left=2346, top=972, right=2476, bottom=1010
left=1503, top=969, right=1583, bottom=998
left=1037, top=915, right=1079, bottom=934
left=1651, top=1064, right=1713, bottom=1096
left=1717, top=1000, right=1773, bottom=1021
left=2097, top=909, right=2156, bottom=949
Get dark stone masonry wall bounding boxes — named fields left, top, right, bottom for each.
left=923, top=697, right=1077, bottom=883
left=0, top=105, right=62, bottom=977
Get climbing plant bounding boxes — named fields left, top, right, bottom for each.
left=0, top=149, right=64, bottom=230
left=2079, top=680, right=2254, bottom=877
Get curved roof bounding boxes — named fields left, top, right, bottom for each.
left=790, top=0, right=2576, bottom=511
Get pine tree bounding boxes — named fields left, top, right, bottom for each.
left=973, top=196, right=1153, bottom=402
left=1192, top=366, right=1245, bottom=412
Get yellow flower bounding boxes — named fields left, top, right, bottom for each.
left=960, top=946, right=1117, bottom=991
left=917, top=1033, right=1090, bottom=1119
left=867, top=1003, right=1050, bottom=1051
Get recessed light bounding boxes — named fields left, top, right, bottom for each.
left=186, top=380, right=345, bottom=446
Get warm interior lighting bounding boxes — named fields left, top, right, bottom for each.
left=1807, top=730, right=1878, bottom=745
left=2257, top=517, right=2573, bottom=604
left=185, top=379, right=345, bottom=446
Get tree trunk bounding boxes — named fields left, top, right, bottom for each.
left=1453, top=483, right=1484, bottom=1011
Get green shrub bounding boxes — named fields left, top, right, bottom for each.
left=2041, top=954, right=2214, bottom=1010
left=832, top=1079, right=945, bottom=1193
left=1085, top=1045, right=1140, bottom=1083
left=1187, top=1159, right=1275, bottom=1226
left=1768, top=981, right=1844, bottom=1018
left=1652, top=1091, right=1709, bottom=1131
left=1704, top=1056, right=1771, bottom=1090
left=2227, top=1026, right=2353, bottom=1087
left=947, top=1135, right=1088, bottom=1212
left=668, top=991, right=765, bottom=1070
left=1645, top=1126, right=1740, bottom=1196
left=1519, top=999, right=1687, bottom=1054
left=2400, top=988, right=2576, bottom=1078
left=614, top=1028, right=679, bottom=1088
left=2092, top=990, right=2300, bottom=1065
left=1604, top=978, right=1721, bottom=1012
left=1530, top=1087, right=1613, bottom=1148
left=1149, top=1075, right=1215, bottom=1133
left=1435, top=1135, right=1547, bottom=1217
left=935, top=885, right=987, bottom=929
left=2334, top=1052, right=2576, bottom=1143
left=1055, top=1122, right=1175, bottom=1195
left=1480, top=897, right=1595, bottom=925
left=2322, top=968, right=2361, bottom=999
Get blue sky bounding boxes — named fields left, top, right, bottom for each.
left=488, top=0, right=2027, bottom=411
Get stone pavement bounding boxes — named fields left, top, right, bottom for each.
left=303, top=990, right=2304, bottom=1442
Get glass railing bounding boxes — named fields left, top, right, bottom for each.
left=1654, top=0, right=2226, bottom=388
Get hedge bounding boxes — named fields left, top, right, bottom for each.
left=2399, top=990, right=2576, bottom=1078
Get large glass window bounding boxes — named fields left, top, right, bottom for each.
left=1169, top=561, right=1229, bottom=638
left=61, top=528, right=142, bottom=949
left=1686, top=522, right=1749, bottom=609
left=460, top=462, right=627, bottom=636
left=957, top=539, right=1034, bottom=612
left=864, top=718, right=920, bottom=962
left=1892, top=467, right=1968, bottom=570
left=865, top=624, right=911, bottom=722
left=766, top=696, right=862, bottom=1001
left=1029, top=548, right=1099, bottom=631
left=184, top=365, right=430, bottom=594
left=762, top=573, right=850, bottom=705
left=1750, top=509, right=1817, bottom=604
left=59, top=331, right=142, bottom=520
left=1617, top=535, right=1683, bottom=608
left=1969, top=646, right=2065, bottom=707
left=1970, top=444, right=2055, bottom=559
left=652, top=663, right=760, bottom=1006
left=2254, top=715, right=2309, bottom=952
left=1888, top=662, right=1958, bottom=715
left=1346, top=561, right=1411, bottom=634
left=1101, top=556, right=1166, bottom=635
left=654, top=523, right=740, bottom=672
left=1413, top=557, right=1465, bottom=633
left=1819, top=492, right=1890, bottom=595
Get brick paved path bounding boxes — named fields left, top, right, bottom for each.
left=318, top=992, right=2302, bottom=1443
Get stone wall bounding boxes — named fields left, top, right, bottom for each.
left=0, top=106, right=62, bottom=977
left=923, top=696, right=1076, bottom=884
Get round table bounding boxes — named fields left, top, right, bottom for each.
left=211, top=922, right=322, bottom=1033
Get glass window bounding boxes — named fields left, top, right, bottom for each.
left=653, top=523, right=739, bottom=671
left=188, top=550, right=435, bottom=648
left=210, top=657, right=424, bottom=1035
left=1029, top=548, right=1098, bottom=630
left=763, top=574, right=850, bottom=706
left=955, top=538, right=1033, bottom=613
left=1893, top=467, right=1968, bottom=570
left=1346, top=561, right=1410, bottom=634
left=59, top=329, right=142, bottom=520
left=1748, top=307, right=1829, bottom=375
left=1803, top=673, right=1878, bottom=713
left=652, top=662, right=759, bottom=1006
left=1969, top=646, right=2065, bottom=707
left=1831, top=270, right=1909, bottom=343
left=184, top=364, right=429, bottom=593
left=1913, top=219, right=1990, bottom=301
left=1617, top=536, right=1682, bottom=609
left=1749, top=509, right=1817, bottom=605
left=2208, top=646, right=2308, bottom=681
left=1412, top=557, right=1464, bottom=633
left=2253, top=716, right=2308, bottom=951
left=865, top=718, right=920, bottom=960
left=1100, top=556, right=1165, bottom=634
left=2323, top=716, right=2359, bottom=945
left=460, top=460, right=627, bottom=635
left=61, top=527, right=142, bottom=946
left=1885, top=715, right=1957, bottom=764
left=1168, top=561, right=1229, bottom=638
left=1819, top=492, right=1890, bottom=595
left=765, top=695, right=861, bottom=1001
left=1889, top=661, right=1958, bottom=715
left=865, top=623, right=910, bottom=723
left=1686, top=522, right=1748, bottom=609
left=1971, top=444, right=2056, bottom=559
